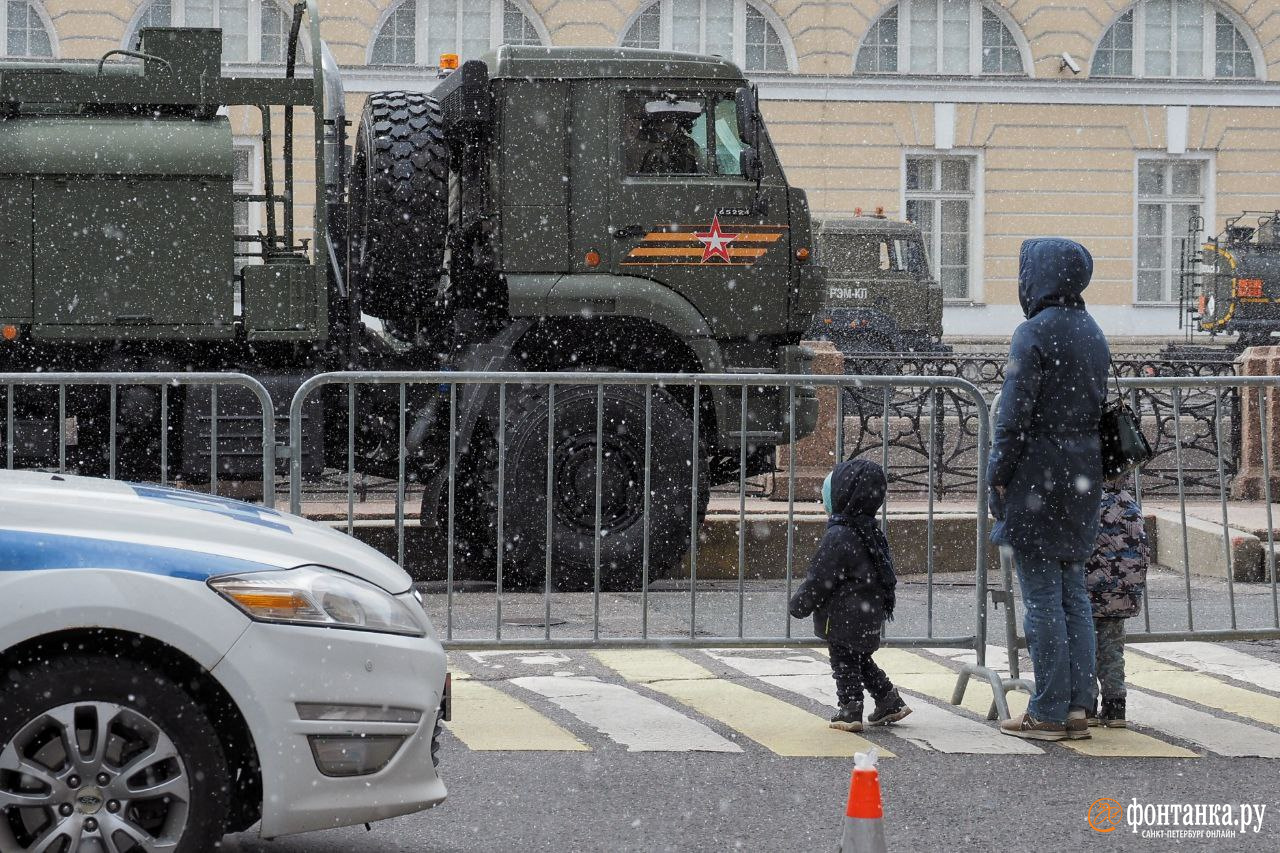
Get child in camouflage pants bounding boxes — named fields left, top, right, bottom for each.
left=1084, top=480, right=1150, bottom=728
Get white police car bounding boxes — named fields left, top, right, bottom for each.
left=0, top=470, right=449, bottom=851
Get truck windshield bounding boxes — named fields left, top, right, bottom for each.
left=625, top=92, right=746, bottom=177
left=901, top=239, right=930, bottom=276
left=820, top=234, right=909, bottom=274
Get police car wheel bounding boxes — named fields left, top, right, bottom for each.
left=0, top=655, right=230, bottom=852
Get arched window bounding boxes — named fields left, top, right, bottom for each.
left=855, top=1, right=1029, bottom=76
left=1092, top=2, right=1261, bottom=79
left=369, top=0, right=547, bottom=66
left=3, top=0, right=53, bottom=57
left=620, top=0, right=793, bottom=73
left=127, top=0, right=296, bottom=63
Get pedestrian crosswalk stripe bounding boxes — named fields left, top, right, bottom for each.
left=1131, top=642, right=1280, bottom=695
left=1125, top=651, right=1280, bottom=729
left=1062, top=725, right=1197, bottom=758
left=445, top=678, right=589, bottom=752
left=589, top=648, right=716, bottom=683
left=594, top=649, right=889, bottom=757
left=510, top=675, right=742, bottom=753
left=1126, top=690, right=1280, bottom=758
left=705, top=650, right=1043, bottom=755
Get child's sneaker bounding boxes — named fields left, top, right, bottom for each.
left=1099, top=697, right=1127, bottom=728
left=867, top=688, right=912, bottom=726
left=829, top=703, right=864, bottom=732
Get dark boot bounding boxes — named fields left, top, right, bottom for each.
left=1100, top=697, right=1127, bottom=728
left=867, top=688, right=912, bottom=726
left=829, top=702, right=864, bottom=732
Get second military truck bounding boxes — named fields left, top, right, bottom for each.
left=0, top=6, right=820, bottom=588
left=805, top=215, right=945, bottom=353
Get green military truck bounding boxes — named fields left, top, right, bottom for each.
left=0, top=6, right=820, bottom=587
left=806, top=215, right=945, bottom=353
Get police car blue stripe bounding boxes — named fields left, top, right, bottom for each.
left=0, top=528, right=280, bottom=580
left=130, top=484, right=292, bottom=533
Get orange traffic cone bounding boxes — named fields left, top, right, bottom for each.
left=838, top=749, right=887, bottom=853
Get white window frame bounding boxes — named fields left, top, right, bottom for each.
left=2, top=0, right=56, bottom=58
left=1132, top=153, right=1214, bottom=305
left=231, top=137, right=263, bottom=315
left=618, top=0, right=797, bottom=72
left=232, top=137, right=263, bottom=241
left=901, top=149, right=984, bottom=304
left=858, top=0, right=1031, bottom=77
left=1093, top=2, right=1263, bottom=80
left=368, top=0, right=549, bottom=66
left=125, top=0, right=297, bottom=63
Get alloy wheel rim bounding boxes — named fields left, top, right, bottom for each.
left=0, top=700, right=190, bottom=852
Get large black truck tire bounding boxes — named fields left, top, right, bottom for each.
left=350, top=91, right=449, bottom=335
left=493, top=384, right=709, bottom=591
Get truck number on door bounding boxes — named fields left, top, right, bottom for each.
left=828, top=286, right=868, bottom=301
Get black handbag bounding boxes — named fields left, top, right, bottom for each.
left=1099, top=363, right=1153, bottom=479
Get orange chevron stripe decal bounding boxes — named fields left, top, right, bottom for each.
left=622, top=219, right=788, bottom=267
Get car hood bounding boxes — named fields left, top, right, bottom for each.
left=0, top=471, right=412, bottom=594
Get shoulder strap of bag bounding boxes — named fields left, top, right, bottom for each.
left=1109, top=359, right=1125, bottom=406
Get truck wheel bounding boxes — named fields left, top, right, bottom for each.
left=351, top=90, right=449, bottom=335
left=0, top=655, right=229, bottom=853
left=498, top=384, right=708, bottom=591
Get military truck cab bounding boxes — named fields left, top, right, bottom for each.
left=806, top=216, right=944, bottom=353
left=352, top=48, right=820, bottom=437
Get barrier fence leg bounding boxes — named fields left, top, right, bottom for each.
left=952, top=539, right=1035, bottom=721
left=983, top=547, right=1035, bottom=719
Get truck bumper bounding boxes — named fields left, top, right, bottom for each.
left=780, top=344, right=819, bottom=441
left=713, top=344, right=817, bottom=449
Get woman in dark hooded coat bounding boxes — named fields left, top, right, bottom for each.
left=988, top=238, right=1110, bottom=742
left=789, top=459, right=910, bottom=732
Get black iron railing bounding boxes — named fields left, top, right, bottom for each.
left=835, top=349, right=1238, bottom=497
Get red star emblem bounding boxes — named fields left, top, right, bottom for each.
left=695, top=215, right=738, bottom=264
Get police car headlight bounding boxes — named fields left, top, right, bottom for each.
left=210, top=566, right=425, bottom=637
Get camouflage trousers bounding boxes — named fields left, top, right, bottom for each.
left=1094, top=617, right=1127, bottom=701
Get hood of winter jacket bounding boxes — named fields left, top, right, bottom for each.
left=828, top=459, right=886, bottom=518
left=1018, top=238, right=1093, bottom=319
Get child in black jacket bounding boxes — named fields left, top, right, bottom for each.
left=789, top=459, right=911, bottom=732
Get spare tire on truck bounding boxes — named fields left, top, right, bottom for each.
left=350, top=91, right=449, bottom=336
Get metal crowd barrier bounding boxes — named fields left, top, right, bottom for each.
left=0, top=372, right=276, bottom=507
left=285, top=369, right=1007, bottom=712
left=987, top=375, right=1280, bottom=718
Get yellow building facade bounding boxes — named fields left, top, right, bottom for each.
left=8, top=0, right=1280, bottom=339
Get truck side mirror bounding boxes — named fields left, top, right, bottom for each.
left=735, top=85, right=759, bottom=149
left=739, top=147, right=762, bottom=183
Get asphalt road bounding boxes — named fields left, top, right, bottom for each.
left=223, top=572, right=1280, bottom=853
left=226, top=749, right=1278, bottom=852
